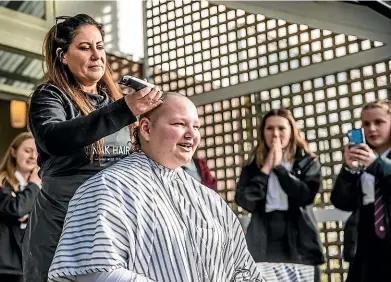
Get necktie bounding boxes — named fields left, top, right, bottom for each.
left=374, top=188, right=386, bottom=239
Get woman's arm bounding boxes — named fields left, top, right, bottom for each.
left=0, top=183, right=40, bottom=218
left=330, top=167, right=361, bottom=212
left=273, top=159, right=321, bottom=206
left=29, top=85, right=137, bottom=156
left=235, top=163, right=268, bottom=213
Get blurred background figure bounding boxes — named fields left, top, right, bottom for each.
left=0, top=132, right=41, bottom=282
left=331, top=100, right=391, bottom=282
left=182, top=157, right=217, bottom=191
left=235, top=108, right=324, bottom=282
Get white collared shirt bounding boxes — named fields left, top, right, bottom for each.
left=14, top=171, right=27, bottom=191
left=361, top=148, right=391, bottom=205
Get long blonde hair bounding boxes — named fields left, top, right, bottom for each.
left=43, top=14, right=123, bottom=160
left=249, top=108, right=313, bottom=167
left=0, top=132, right=34, bottom=192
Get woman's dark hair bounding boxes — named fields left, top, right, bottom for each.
left=248, top=108, right=313, bottom=166
left=43, top=14, right=122, bottom=160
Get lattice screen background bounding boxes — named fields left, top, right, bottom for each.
left=144, top=0, right=391, bottom=281
left=108, top=53, right=143, bottom=81
left=145, top=0, right=382, bottom=96
left=195, top=63, right=390, bottom=281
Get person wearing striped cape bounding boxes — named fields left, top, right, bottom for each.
left=48, top=93, right=266, bottom=282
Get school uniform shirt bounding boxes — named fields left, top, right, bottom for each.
left=48, top=152, right=265, bottom=282
left=331, top=149, right=391, bottom=282
left=361, top=148, right=391, bottom=205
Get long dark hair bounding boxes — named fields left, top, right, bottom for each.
left=43, top=14, right=122, bottom=160
left=249, top=108, right=313, bottom=166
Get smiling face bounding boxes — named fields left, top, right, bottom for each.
left=362, top=107, right=391, bottom=153
left=62, top=24, right=106, bottom=91
left=139, top=95, right=201, bottom=169
left=13, top=138, right=37, bottom=174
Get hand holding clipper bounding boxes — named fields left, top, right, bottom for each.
left=120, top=76, right=164, bottom=116
left=119, top=75, right=156, bottom=91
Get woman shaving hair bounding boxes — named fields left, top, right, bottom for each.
left=47, top=93, right=266, bottom=282
left=24, top=14, right=162, bottom=281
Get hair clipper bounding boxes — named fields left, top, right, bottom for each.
left=119, top=75, right=156, bottom=91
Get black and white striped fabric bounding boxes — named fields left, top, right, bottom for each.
left=48, top=152, right=265, bottom=282
left=256, top=262, right=315, bottom=282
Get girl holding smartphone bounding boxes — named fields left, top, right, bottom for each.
left=331, top=99, right=391, bottom=282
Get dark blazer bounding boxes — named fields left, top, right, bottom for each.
left=235, top=149, right=325, bottom=265
left=0, top=180, right=40, bottom=275
left=331, top=153, right=391, bottom=262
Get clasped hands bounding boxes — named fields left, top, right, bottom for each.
left=261, top=137, right=283, bottom=174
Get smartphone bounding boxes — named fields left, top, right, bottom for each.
left=119, top=75, right=156, bottom=91
left=348, top=128, right=365, bottom=145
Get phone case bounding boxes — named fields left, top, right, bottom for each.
left=348, top=128, right=365, bottom=144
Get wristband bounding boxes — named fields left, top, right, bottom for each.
left=343, top=165, right=362, bottom=175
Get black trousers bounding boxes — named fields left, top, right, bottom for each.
left=346, top=238, right=391, bottom=282
left=23, top=175, right=93, bottom=282
left=346, top=205, right=391, bottom=282
left=266, top=211, right=290, bottom=262
left=0, top=274, right=23, bottom=282
left=266, top=211, right=320, bottom=282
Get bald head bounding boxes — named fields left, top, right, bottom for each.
left=142, top=93, right=192, bottom=121
left=137, top=92, right=201, bottom=168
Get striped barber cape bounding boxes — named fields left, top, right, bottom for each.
left=256, top=263, right=315, bottom=282
left=48, top=152, right=266, bottom=282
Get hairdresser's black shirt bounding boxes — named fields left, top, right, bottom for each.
left=28, top=83, right=136, bottom=178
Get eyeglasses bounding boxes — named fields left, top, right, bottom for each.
left=54, top=16, right=71, bottom=40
